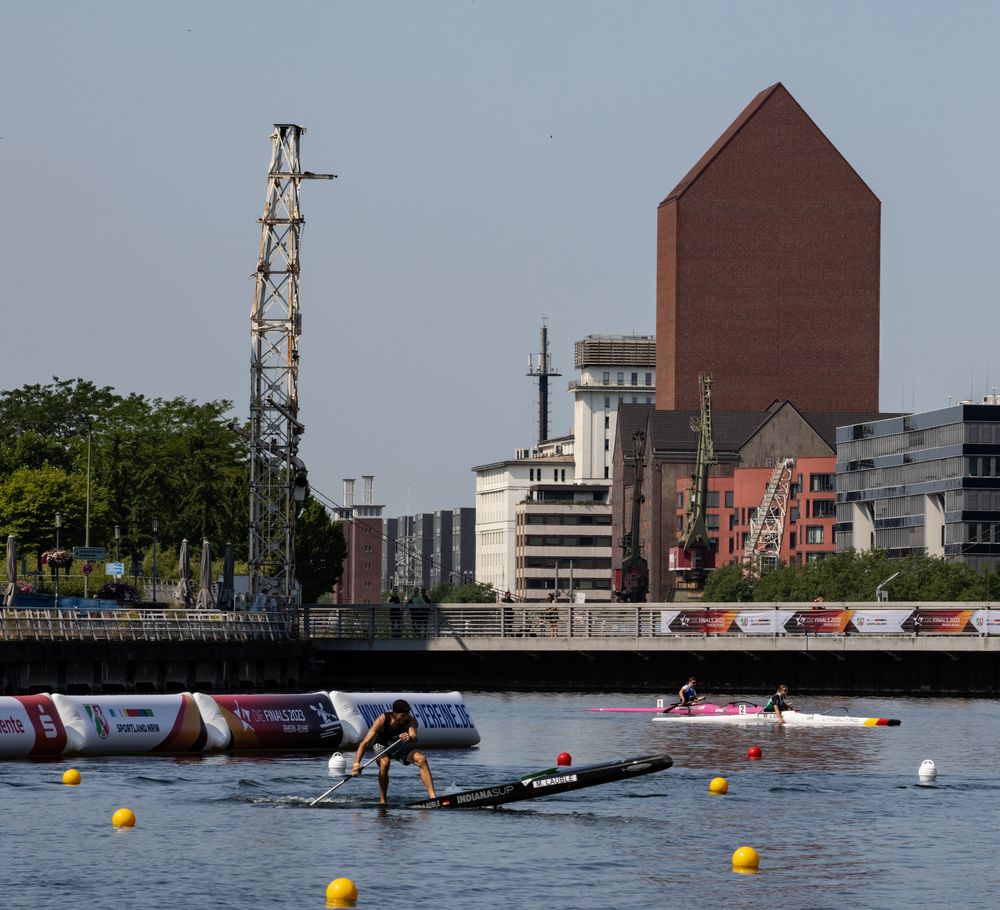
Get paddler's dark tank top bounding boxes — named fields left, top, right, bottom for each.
left=376, top=712, right=413, bottom=745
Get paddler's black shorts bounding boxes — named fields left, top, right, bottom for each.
left=375, top=741, right=414, bottom=765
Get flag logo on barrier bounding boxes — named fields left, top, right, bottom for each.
left=84, top=704, right=110, bottom=739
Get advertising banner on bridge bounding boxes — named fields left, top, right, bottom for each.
left=843, top=609, right=913, bottom=634
left=0, top=694, right=68, bottom=757
left=781, top=609, right=856, bottom=634
left=901, top=609, right=982, bottom=634
left=730, top=610, right=797, bottom=634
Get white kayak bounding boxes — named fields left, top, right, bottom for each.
left=652, top=709, right=900, bottom=727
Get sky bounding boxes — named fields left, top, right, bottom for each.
left=2, top=2, right=998, bottom=518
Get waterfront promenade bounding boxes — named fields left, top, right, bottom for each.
left=3, top=602, right=1000, bottom=694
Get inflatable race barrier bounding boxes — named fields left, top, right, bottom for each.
left=0, top=695, right=68, bottom=757
left=0, top=690, right=479, bottom=757
left=330, top=691, right=481, bottom=748
left=53, top=693, right=211, bottom=754
left=194, top=692, right=345, bottom=751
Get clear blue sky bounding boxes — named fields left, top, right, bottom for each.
left=2, top=2, right=997, bottom=516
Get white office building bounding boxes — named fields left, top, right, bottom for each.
left=473, top=334, right=655, bottom=601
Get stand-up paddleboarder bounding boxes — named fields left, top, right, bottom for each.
left=352, top=699, right=437, bottom=804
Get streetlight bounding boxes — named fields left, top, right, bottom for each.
left=54, top=512, right=62, bottom=607
left=114, top=525, right=121, bottom=563
left=84, top=420, right=92, bottom=598
left=151, top=516, right=159, bottom=604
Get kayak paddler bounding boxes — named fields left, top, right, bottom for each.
left=763, top=684, right=795, bottom=723
left=677, top=677, right=704, bottom=707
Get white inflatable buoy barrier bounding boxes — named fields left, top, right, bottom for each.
left=329, top=691, right=480, bottom=748
left=328, top=752, right=347, bottom=774
left=918, top=759, right=937, bottom=783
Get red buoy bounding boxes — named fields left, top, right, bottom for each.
left=747, top=745, right=762, bottom=760
left=557, top=752, right=572, bottom=766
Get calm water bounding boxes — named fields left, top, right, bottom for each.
left=3, top=692, right=999, bottom=910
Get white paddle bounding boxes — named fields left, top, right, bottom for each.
left=309, top=738, right=404, bottom=806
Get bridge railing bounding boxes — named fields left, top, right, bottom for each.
left=0, top=609, right=290, bottom=642
left=299, top=603, right=1000, bottom=640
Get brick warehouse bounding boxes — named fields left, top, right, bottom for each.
left=616, top=84, right=886, bottom=600
left=655, top=83, right=880, bottom=413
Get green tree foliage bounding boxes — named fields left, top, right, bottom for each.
left=0, top=465, right=110, bottom=565
left=703, top=550, right=996, bottom=603
left=431, top=582, right=500, bottom=603
left=295, top=495, right=347, bottom=603
left=701, top=564, right=754, bottom=602
left=0, top=378, right=248, bottom=563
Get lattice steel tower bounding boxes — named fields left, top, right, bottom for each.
left=527, top=320, right=560, bottom=446
left=248, top=124, right=334, bottom=607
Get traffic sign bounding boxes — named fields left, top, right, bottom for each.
left=82, top=563, right=93, bottom=576
left=106, top=562, right=125, bottom=577
left=73, top=546, right=106, bottom=561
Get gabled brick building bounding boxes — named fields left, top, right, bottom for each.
left=656, top=83, right=880, bottom=414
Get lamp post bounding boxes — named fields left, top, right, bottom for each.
left=54, top=511, right=62, bottom=607
left=114, top=525, right=121, bottom=563
left=151, top=516, right=159, bottom=604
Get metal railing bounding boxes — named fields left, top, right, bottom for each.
left=299, top=603, right=1000, bottom=640
left=0, top=609, right=290, bottom=642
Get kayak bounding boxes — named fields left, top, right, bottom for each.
left=407, top=752, right=673, bottom=809
left=651, top=704, right=900, bottom=726
left=587, top=700, right=762, bottom=716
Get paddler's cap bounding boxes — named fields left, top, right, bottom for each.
left=392, top=699, right=411, bottom=713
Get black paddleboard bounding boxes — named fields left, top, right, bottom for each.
left=407, top=752, right=672, bottom=809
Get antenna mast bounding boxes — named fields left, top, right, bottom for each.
left=248, top=124, right=335, bottom=607
left=527, top=320, right=561, bottom=446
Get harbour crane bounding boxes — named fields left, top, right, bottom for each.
left=617, top=430, right=648, bottom=602
left=742, top=458, right=796, bottom=576
left=248, top=125, right=335, bottom=608
left=671, top=373, right=717, bottom=586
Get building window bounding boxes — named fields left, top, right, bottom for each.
left=604, top=439, right=610, bottom=450
left=604, top=396, right=610, bottom=408
left=790, top=506, right=800, bottom=522
left=631, top=372, right=638, bottom=386
left=806, top=526, right=824, bottom=544
left=645, top=372, right=652, bottom=386
left=729, top=513, right=737, bottom=530
left=645, top=396, right=652, bottom=404
left=789, top=532, right=796, bottom=548
left=617, top=372, right=624, bottom=385
left=604, top=466, right=609, bottom=478
left=602, top=371, right=610, bottom=384
left=677, top=492, right=684, bottom=508
left=707, top=514, right=720, bottom=530
left=529, top=469, right=534, bottom=481
left=725, top=491, right=734, bottom=508
left=604, top=415, right=610, bottom=429
left=553, top=469, right=558, bottom=480
left=632, top=396, right=638, bottom=404
left=706, top=491, right=719, bottom=509
left=676, top=515, right=683, bottom=531
left=561, top=470, right=566, bottom=481
left=810, top=474, right=834, bottom=492
left=812, top=500, right=836, bottom=519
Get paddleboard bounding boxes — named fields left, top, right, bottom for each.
left=407, top=752, right=673, bottom=809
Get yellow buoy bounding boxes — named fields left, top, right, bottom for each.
left=732, top=845, right=760, bottom=872
left=112, top=807, right=136, bottom=828
left=326, top=878, right=358, bottom=904
left=708, top=776, right=728, bottom=795
left=62, top=768, right=81, bottom=786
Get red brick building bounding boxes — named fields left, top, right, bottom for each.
left=673, top=455, right=838, bottom=568
left=655, top=83, right=880, bottom=414
left=332, top=476, right=384, bottom=605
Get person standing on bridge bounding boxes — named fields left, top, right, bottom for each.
left=352, top=699, right=436, bottom=804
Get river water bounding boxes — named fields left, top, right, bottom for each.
left=3, top=692, right=999, bottom=910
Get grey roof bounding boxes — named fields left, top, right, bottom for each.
left=618, top=402, right=895, bottom=459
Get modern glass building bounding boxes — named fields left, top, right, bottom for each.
left=836, top=402, right=1000, bottom=571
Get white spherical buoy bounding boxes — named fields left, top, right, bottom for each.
left=918, top=759, right=937, bottom=783
left=328, top=753, right=348, bottom=775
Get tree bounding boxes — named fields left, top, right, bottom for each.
left=432, top=582, right=500, bottom=603
left=701, top=564, right=754, bottom=602
left=295, top=495, right=347, bottom=603
left=0, top=465, right=110, bottom=565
